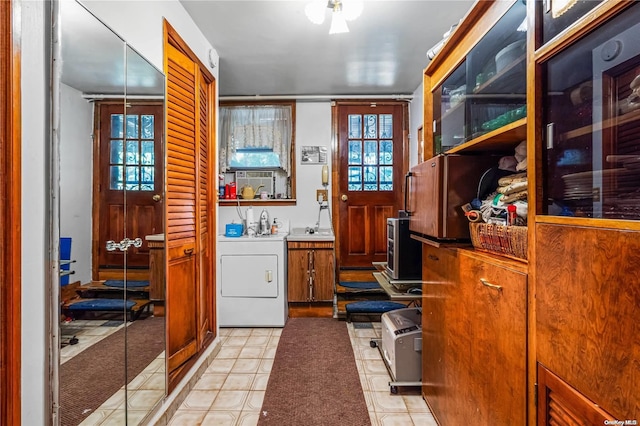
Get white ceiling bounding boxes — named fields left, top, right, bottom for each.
left=180, top=0, right=475, bottom=98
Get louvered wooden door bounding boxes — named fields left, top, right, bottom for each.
left=196, top=72, right=213, bottom=347
left=165, top=43, right=198, bottom=376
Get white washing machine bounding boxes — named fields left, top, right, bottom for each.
left=217, top=233, right=288, bottom=327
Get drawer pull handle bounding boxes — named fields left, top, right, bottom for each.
left=428, top=254, right=439, bottom=261
left=480, top=278, right=502, bottom=291
left=184, top=248, right=194, bottom=255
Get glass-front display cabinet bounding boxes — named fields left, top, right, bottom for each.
left=538, top=0, right=604, bottom=45
left=432, top=0, right=527, bottom=153
left=542, top=2, right=640, bottom=220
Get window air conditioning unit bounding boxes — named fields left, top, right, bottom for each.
left=235, top=170, right=275, bottom=198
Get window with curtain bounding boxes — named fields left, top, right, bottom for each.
left=219, top=102, right=295, bottom=176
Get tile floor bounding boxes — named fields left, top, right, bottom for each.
left=167, top=322, right=437, bottom=426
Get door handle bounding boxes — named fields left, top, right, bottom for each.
left=341, top=194, right=348, bottom=202
left=152, top=194, right=162, bottom=202
left=105, top=237, right=142, bottom=251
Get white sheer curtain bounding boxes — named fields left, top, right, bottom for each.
left=219, top=105, right=292, bottom=176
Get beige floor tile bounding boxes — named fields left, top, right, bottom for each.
left=99, top=408, right=127, bottom=426
left=179, top=389, right=218, bottom=410
left=79, top=408, right=113, bottom=426
left=229, top=328, right=253, bottom=337
left=124, top=409, right=151, bottom=426
left=216, top=346, right=243, bottom=359
left=245, top=335, right=271, bottom=346
left=375, top=412, right=416, bottom=426
left=252, top=373, right=270, bottom=391
left=410, top=413, right=438, bottom=425
left=138, top=371, right=166, bottom=390
left=167, top=410, right=207, bottom=425
left=402, top=394, right=430, bottom=413
left=369, top=391, right=409, bottom=413
left=127, top=389, right=164, bottom=410
left=243, top=390, right=265, bottom=412
left=206, top=358, right=236, bottom=374
left=239, top=345, right=265, bottom=359
left=222, top=373, right=255, bottom=390
left=361, top=358, right=390, bottom=375
left=231, top=358, right=261, bottom=374
left=194, top=373, right=227, bottom=391
left=257, top=359, right=274, bottom=374
left=210, top=390, right=249, bottom=411
left=267, top=336, right=280, bottom=347
left=225, top=336, right=250, bottom=346
left=238, top=410, right=261, bottom=426
left=366, top=374, right=393, bottom=392
left=262, top=346, right=277, bottom=359
left=250, top=328, right=273, bottom=336
left=200, top=410, right=239, bottom=425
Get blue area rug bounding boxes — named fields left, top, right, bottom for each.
left=339, top=281, right=380, bottom=290
left=103, top=280, right=149, bottom=289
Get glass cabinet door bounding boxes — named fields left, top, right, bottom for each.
left=542, top=3, right=640, bottom=220
left=432, top=0, right=526, bottom=153
left=538, top=0, right=604, bottom=46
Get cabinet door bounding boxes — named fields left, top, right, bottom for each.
left=537, top=364, right=613, bottom=426
left=312, top=248, right=335, bottom=301
left=536, top=224, right=640, bottom=420
left=421, top=245, right=458, bottom=423
left=288, top=247, right=310, bottom=302
left=458, top=251, right=527, bottom=426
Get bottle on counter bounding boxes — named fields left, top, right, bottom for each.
left=271, top=218, right=278, bottom=235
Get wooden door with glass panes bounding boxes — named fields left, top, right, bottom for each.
left=336, top=102, right=407, bottom=268
left=97, top=102, right=164, bottom=269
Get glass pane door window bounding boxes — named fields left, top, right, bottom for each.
left=542, top=3, right=640, bottom=220
left=347, top=113, right=394, bottom=191
left=110, top=113, right=156, bottom=191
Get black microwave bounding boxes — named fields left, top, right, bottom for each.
left=385, top=218, right=422, bottom=280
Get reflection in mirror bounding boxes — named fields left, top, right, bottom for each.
left=123, top=44, right=166, bottom=424
left=54, top=1, right=166, bottom=425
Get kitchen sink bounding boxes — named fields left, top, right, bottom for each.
left=287, top=227, right=335, bottom=241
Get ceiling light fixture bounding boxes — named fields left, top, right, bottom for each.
left=305, top=0, right=363, bottom=35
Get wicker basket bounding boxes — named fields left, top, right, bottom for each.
left=469, top=223, right=528, bottom=260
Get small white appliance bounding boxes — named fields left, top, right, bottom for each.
left=381, top=307, right=422, bottom=382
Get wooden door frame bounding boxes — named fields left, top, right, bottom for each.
left=0, top=0, right=21, bottom=423
left=330, top=100, right=410, bottom=279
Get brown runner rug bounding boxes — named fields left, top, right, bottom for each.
left=258, top=318, right=370, bottom=425
left=59, top=316, right=164, bottom=426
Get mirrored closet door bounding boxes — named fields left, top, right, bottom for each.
left=54, top=1, right=166, bottom=424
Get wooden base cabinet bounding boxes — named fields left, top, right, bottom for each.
left=422, top=245, right=527, bottom=425
left=287, top=241, right=335, bottom=302
left=536, top=224, right=640, bottom=421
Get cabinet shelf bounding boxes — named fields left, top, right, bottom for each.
left=559, top=108, right=640, bottom=142
left=472, top=54, right=526, bottom=95
left=446, top=117, right=526, bottom=154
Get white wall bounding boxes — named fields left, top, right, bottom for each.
left=217, top=101, right=334, bottom=233
left=59, top=83, right=93, bottom=284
